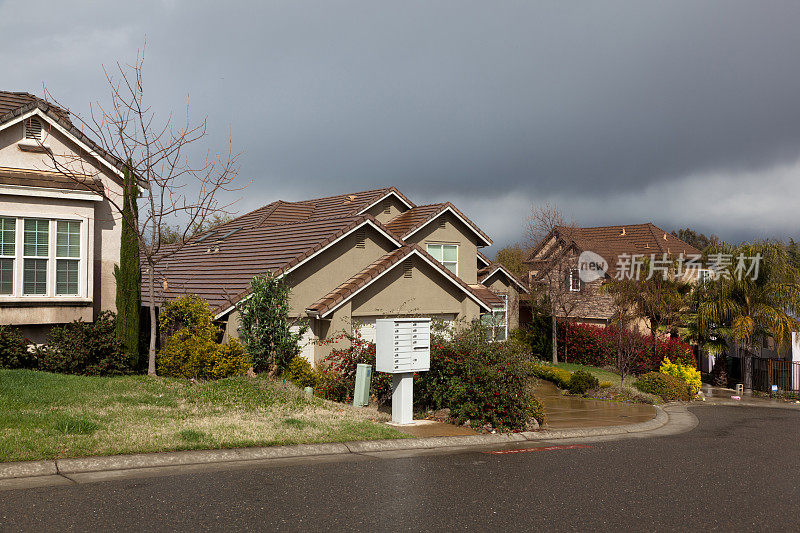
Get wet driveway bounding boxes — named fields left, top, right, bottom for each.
left=533, top=380, right=656, bottom=429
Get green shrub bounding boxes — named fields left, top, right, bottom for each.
left=159, top=295, right=218, bottom=339
left=0, top=325, right=36, bottom=369
left=528, top=395, right=547, bottom=426
left=157, top=332, right=250, bottom=380
left=37, top=312, right=131, bottom=376
left=285, top=354, right=320, bottom=389
left=210, top=339, right=251, bottom=379
left=660, top=357, right=702, bottom=396
left=237, top=274, right=306, bottom=373
left=157, top=296, right=251, bottom=380
left=317, top=333, right=392, bottom=405
left=530, top=363, right=573, bottom=389
left=415, top=324, right=541, bottom=431
left=633, top=372, right=691, bottom=402
left=568, top=369, right=600, bottom=394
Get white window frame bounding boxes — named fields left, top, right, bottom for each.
left=492, top=295, right=508, bottom=342
left=568, top=269, right=581, bottom=292
left=0, top=212, right=91, bottom=302
left=0, top=217, right=16, bottom=295
left=426, top=243, right=459, bottom=276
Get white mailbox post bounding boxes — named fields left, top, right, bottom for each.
left=376, top=318, right=431, bottom=424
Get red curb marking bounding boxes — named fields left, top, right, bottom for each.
left=484, top=444, right=592, bottom=455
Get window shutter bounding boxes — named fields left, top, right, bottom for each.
left=25, top=118, right=43, bottom=140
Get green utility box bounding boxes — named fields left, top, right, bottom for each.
left=353, top=363, right=373, bottom=407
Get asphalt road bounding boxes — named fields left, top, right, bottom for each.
left=1, top=406, right=799, bottom=532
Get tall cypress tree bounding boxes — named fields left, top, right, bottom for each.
left=114, top=161, right=141, bottom=368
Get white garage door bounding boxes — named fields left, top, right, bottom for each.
left=290, top=325, right=316, bottom=365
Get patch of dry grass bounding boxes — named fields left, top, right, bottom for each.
left=0, top=370, right=405, bottom=462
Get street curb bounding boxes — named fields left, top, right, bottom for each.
left=0, top=406, right=670, bottom=481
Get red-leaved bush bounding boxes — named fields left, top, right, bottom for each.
left=558, top=322, right=695, bottom=375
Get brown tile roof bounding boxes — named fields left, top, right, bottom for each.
left=0, top=91, right=126, bottom=183
left=384, top=202, right=493, bottom=246
left=0, top=91, right=69, bottom=119
left=528, top=223, right=702, bottom=277
left=468, top=284, right=506, bottom=308
left=142, top=215, right=387, bottom=315
left=384, top=203, right=446, bottom=237
left=306, top=244, right=496, bottom=317
left=0, top=167, right=104, bottom=193
left=477, top=263, right=530, bottom=293
left=193, top=188, right=415, bottom=239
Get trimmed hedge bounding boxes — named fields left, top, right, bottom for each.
left=559, top=322, right=695, bottom=375
left=633, top=372, right=692, bottom=402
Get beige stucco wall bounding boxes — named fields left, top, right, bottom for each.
left=402, top=211, right=480, bottom=285
left=483, top=272, right=522, bottom=331
left=284, top=225, right=397, bottom=317
left=364, top=194, right=410, bottom=224
left=222, top=242, right=484, bottom=366
left=0, top=113, right=123, bottom=329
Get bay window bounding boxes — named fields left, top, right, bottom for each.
left=0, top=216, right=86, bottom=299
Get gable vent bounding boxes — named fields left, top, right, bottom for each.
left=25, top=118, right=43, bottom=140
left=403, top=261, right=412, bottom=278
left=383, top=202, right=391, bottom=215
left=356, top=229, right=366, bottom=249
left=439, top=219, right=446, bottom=229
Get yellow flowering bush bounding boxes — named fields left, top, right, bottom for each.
left=659, top=357, right=702, bottom=396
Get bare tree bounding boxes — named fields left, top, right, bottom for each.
left=525, top=204, right=581, bottom=364
left=604, top=278, right=641, bottom=386
left=41, top=48, right=242, bottom=375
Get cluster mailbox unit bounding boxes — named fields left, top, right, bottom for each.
left=376, top=318, right=431, bottom=424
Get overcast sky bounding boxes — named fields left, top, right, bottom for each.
left=3, top=1, right=800, bottom=253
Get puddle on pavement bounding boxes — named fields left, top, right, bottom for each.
left=533, top=380, right=656, bottom=429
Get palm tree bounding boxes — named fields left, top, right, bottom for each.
left=698, top=241, right=800, bottom=387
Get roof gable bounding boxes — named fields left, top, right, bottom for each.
left=306, top=244, right=494, bottom=318
left=0, top=97, right=126, bottom=184
left=478, top=264, right=529, bottom=293
left=385, top=202, right=493, bottom=247
left=527, top=223, right=702, bottom=277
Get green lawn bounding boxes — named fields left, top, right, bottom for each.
left=0, top=370, right=407, bottom=463
left=553, top=362, right=629, bottom=386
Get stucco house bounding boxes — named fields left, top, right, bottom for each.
left=526, top=223, right=702, bottom=326
left=0, top=92, right=125, bottom=342
left=144, top=187, right=528, bottom=365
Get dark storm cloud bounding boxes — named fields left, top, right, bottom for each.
left=3, top=0, right=800, bottom=248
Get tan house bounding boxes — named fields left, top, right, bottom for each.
left=144, top=188, right=528, bottom=364
left=0, top=92, right=125, bottom=342
left=526, top=223, right=702, bottom=325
